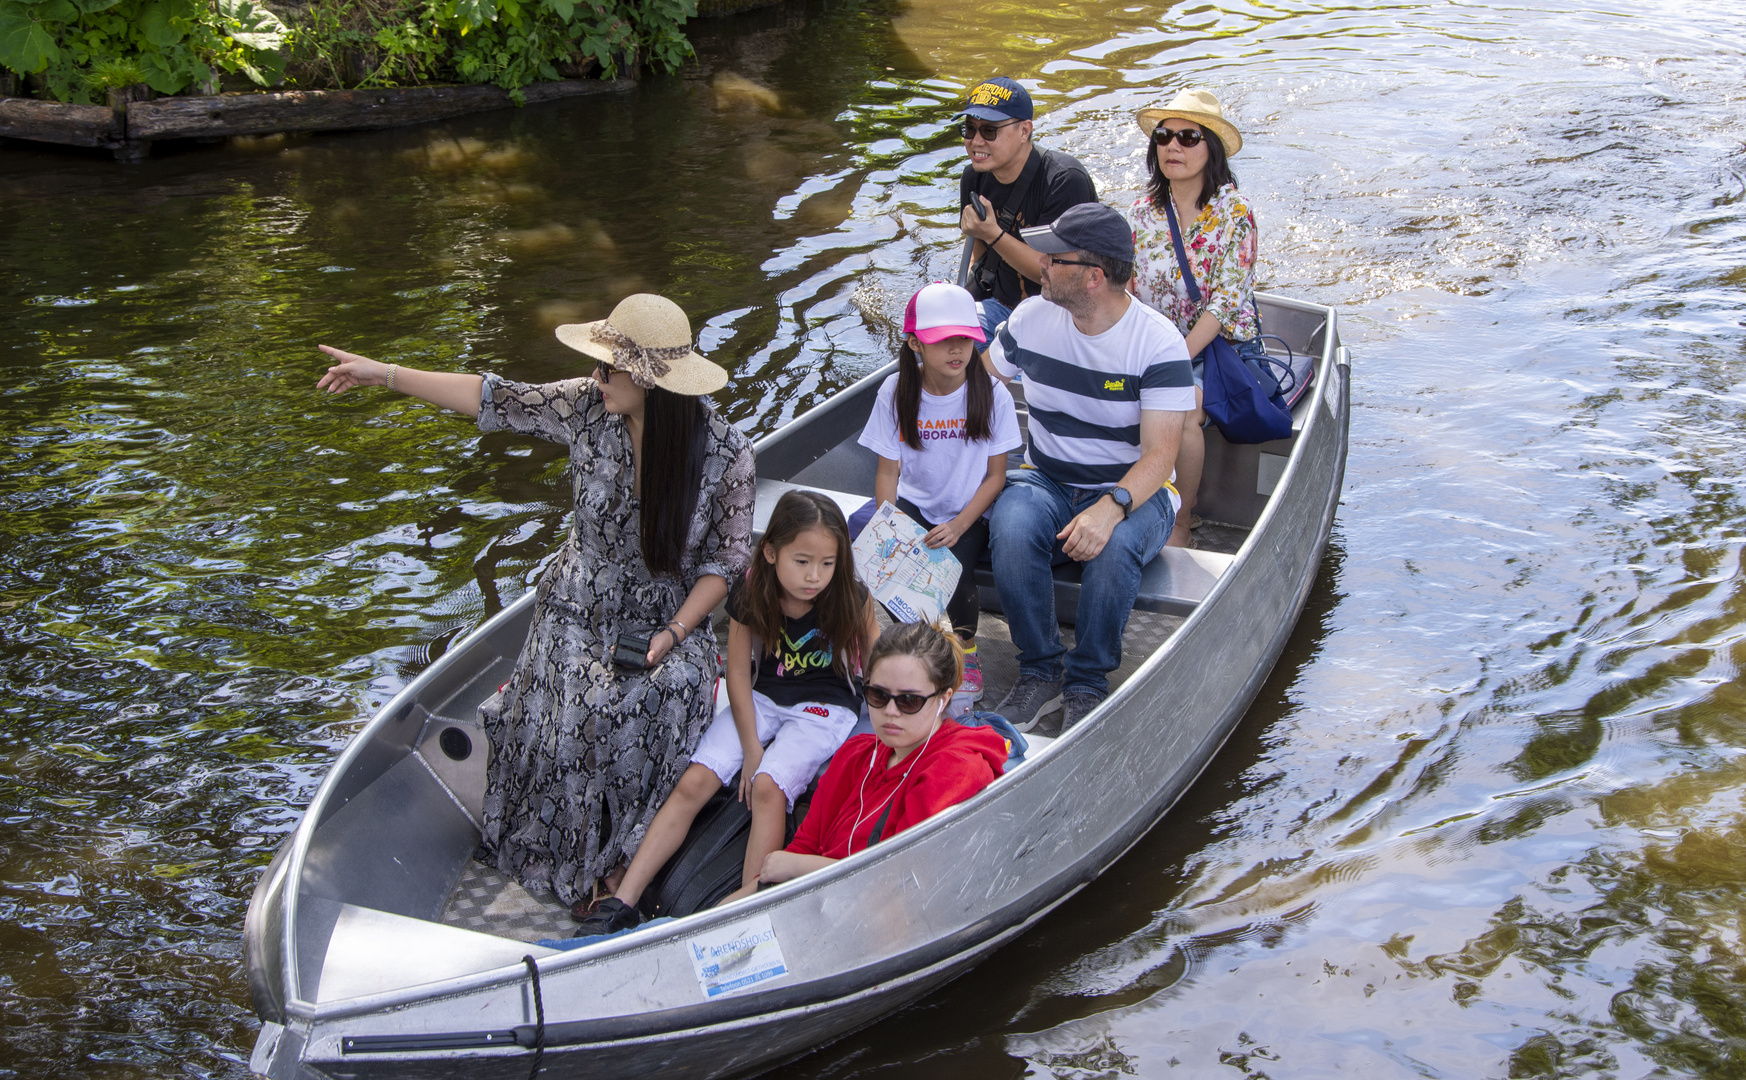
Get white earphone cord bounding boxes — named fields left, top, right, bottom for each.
left=848, top=698, right=944, bottom=856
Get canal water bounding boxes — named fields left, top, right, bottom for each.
left=3, top=0, right=1744, bottom=1075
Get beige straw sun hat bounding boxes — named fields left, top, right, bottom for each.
left=555, top=293, right=728, bottom=396
left=1136, top=87, right=1242, bottom=157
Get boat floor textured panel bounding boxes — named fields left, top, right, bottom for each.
left=439, top=862, right=574, bottom=942
left=973, top=610, right=1179, bottom=739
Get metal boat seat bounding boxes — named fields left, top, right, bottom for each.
left=752, top=477, right=1232, bottom=618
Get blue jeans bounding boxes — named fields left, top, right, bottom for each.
left=976, top=298, right=1013, bottom=344
left=988, top=469, right=1173, bottom=697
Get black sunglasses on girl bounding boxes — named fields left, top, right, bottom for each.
left=863, top=685, right=940, bottom=714
left=1153, top=127, right=1206, bottom=148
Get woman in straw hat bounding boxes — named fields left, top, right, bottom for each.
left=316, top=294, right=754, bottom=911
left=1128, top=88, right=1260, bottom=550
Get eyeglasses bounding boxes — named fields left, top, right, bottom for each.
left=962, top=118, right=1022, bottom=142
left=594, top=359, right=619, bottom=380
left=1042, top=253, right=1099, bottom=269
left=1152, top=127, right=1206, bottom=148
left=863, top=684, right=940, bottom=714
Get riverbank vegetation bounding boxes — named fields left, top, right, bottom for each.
left=0, top=0, right=698, bottom=103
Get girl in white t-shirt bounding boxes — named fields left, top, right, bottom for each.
left=857, top=282, right=1021, bottom=700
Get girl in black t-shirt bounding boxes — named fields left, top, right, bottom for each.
left=577, top=490, right=879, bottom=935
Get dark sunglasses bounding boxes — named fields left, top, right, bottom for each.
left=1152, top=127, right=1206, bottom=148
left=1043, top=253, right=1098, bottom=269
left=863, top=684, right=940, bottom=714
left=962, top=118, right=1021, bottom=142
left=594, top=359, right=620, bottom=380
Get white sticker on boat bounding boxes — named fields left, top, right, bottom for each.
left=686, top=913, right=789, bottom=999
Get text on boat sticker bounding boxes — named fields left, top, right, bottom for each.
left=686, top=913, right=789, bottom=999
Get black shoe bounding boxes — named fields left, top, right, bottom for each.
left=994, top=674, right=1063, bottom=733
left=572, top=896, right=640, bottom=939
left=1059, top=690, right=1105, bottom=732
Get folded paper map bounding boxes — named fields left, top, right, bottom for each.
left=852, top=502, right=962, bottom=624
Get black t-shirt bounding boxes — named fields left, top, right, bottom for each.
left=725, top=578, right=863, bottom=712
left=959, top=146, right=1098, bottom=309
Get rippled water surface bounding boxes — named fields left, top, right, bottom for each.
left=4, top=0, right=1746, bottom=1076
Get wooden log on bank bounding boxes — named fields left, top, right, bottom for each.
left=0, top=97, right=120, bottom=148
left=0, top=77, right=634, bottom=159
left=126, top=78, right=634, bottom=140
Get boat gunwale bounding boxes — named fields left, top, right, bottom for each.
left=269, top=293, right=1345, bottom=1031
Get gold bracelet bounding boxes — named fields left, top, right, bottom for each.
left=386, top=364, right=397, bottom=391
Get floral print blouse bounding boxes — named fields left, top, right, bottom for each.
left=1130, top=183, right=1261, bottom=344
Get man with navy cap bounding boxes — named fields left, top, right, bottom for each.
left=957, top=76, right=1097, bottom=341
left=982, top=202, right=1194, bottom=733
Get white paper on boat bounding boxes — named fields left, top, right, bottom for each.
left=852, top=501, right=962, bottom=624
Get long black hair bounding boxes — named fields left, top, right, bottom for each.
left=1147, top=123, right=1237, bottom=211
left=639, top=385, right=709, bottom=578
left=894, top=337, right=995, bottom=450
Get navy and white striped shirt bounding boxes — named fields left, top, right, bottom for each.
left=987, top=296, right=1195, bottom=489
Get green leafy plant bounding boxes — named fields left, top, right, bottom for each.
left=2, top=0, right=697, bottom=102
left=0, top=0, right=290, bottom=102
left=83, top=52, right=142, bottom=90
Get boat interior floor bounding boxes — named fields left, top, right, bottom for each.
left=432, top=515, right=1245, bottom=946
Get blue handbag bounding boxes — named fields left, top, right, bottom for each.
left=1162, top=200, right=1294, bottom=444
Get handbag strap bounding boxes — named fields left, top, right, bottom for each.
left=1161, top=197, right=1203, bottom=306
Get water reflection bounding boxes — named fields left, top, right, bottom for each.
left=3, top=0, right=1746, bottom=1076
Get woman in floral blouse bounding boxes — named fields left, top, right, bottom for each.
left=315, top=294, right=755, bottom=913
left=1129, top=88, right=1259, bottom=549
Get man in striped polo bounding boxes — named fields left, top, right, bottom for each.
left=983, top=202, right=1194, bottom=732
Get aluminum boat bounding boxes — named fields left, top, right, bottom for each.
left=246, top=292, right=1350, bottom=1079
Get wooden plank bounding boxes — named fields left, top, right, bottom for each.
left=126, top=79, right=635, bottom=141
left=0, top=98, right=119, bottom=147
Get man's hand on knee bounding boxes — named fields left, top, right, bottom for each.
left=1057, top=497, right=1124, bottom=562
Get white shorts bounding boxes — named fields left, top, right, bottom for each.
left=691, top=689, right=858, bottom=808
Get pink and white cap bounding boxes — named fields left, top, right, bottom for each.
left=903, top=281, right=986, bottom=344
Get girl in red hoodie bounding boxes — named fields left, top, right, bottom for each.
left=757, top=621, right=1008, bottom=883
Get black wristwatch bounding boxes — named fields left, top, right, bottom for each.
left=1107, top=486, right=1133, bottom=519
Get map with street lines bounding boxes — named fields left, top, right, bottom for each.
left=852, top=502, right=962, bottom=624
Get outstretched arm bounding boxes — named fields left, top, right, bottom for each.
left=316, top=345, right=484, bottom=418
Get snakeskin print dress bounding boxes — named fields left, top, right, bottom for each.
left=474, top=374, right=754, bottom=906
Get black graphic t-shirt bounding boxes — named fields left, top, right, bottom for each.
left=959, top=147, right=1098, bottom=308
left=726, top=579, right=862, bottom=712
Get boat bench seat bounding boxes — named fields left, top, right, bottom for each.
left=754, top=478, right=1232, bottom=618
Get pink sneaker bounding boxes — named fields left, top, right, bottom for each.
left=960, top=646, right=984, bottom=702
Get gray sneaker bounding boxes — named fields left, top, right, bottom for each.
left=1060, top=690, right=1106, bottom=732
left=996, top=674, right=1063, bottom=732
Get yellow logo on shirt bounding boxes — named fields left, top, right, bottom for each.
left=1104, top=378, right=1125, bottom=391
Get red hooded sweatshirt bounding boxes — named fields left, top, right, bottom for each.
left=786, top=720, right=1008, bottom=860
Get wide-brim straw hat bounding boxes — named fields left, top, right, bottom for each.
left=555, top=293, right=728, bottom=396
left=1136, top=88, right=1242, bottom=157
